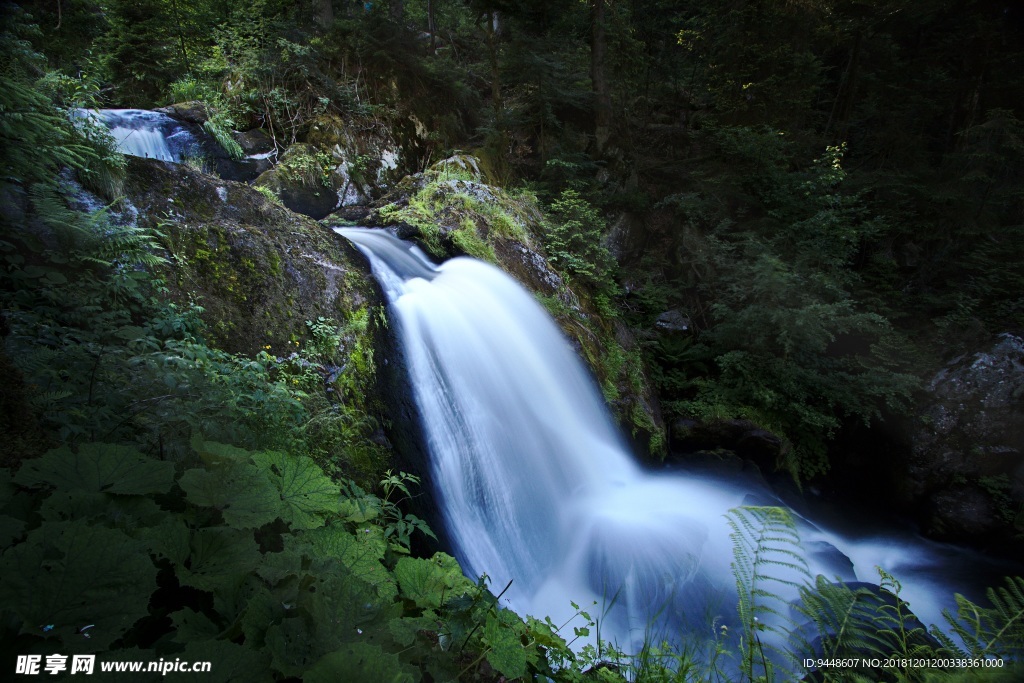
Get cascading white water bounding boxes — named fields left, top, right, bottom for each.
left=77, top=109, right=199, bottom=162
left=339, top=227, right=994, bottom=654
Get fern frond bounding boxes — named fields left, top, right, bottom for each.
left=944, top=576, right=1024, bottom=659
left=795, top=575, right=881, bottom=661
left=727, top=505, right=811, bottom=680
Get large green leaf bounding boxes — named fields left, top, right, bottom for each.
left=312, top=570, right=392, bottom=639
left=15, top=443, right=174, bottom=495
left=483, top=610, right=529, bottom=680
left=338, top=496, right=380, bottom=524
left=240, top=585, right=281, bottom=649
left=0, top=514, right=26, bottom=547
left=255, top=547, right=303, bottom=586
left=178, top=527, right=261, bottom=593
left=305, top=642, right=418, bottom=683
left=179, top=464, right=280, bottom=529
left=265, top=616, right=323, bottom=678
left=388, top=614, right=439, bottom=647
left=0, top=471, right=25, bottom=545
left=40, top=489, right=163, bottom=529
left=171, top=608, right=222, bottom=643
left=190, top=438, right=255, bottom=468
left=302, top=524, right=396, bottom=600
left=394, top=553, right=470, bottom=610
left=0, top=468, right=14, bottom=507
left=251, top=451, right=340, bottom=529
left=134, top=517, right=191, bottom=565
left=0, top=520, right=157, bottom=650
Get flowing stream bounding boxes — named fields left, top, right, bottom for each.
left=341, top=227, right=1001, bottom=654
left=76, top=109, right=201, bottom=162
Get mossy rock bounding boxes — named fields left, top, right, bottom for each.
left=253, top=144, right=341, bottom=219
left=119, top=157, right=379, bottom=357
left=155, top=100, right=211, bottom=125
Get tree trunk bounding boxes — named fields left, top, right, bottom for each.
left=485, top=11, right=502, bottom=118
left=169, top=0, right=192, bottom=73
left=313, top=0, right=333, bottom=29
left=427, top=0, right=436, bottom=50
left=826, top=30, right=862, bottom=144
left=591, top=0, right=612, bottom=153
left=390, top=0, right=403, bottom=23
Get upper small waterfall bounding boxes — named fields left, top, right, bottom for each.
left=78, top=109, right=200, bottom=162
left=340, top=227, right=991, bottom=654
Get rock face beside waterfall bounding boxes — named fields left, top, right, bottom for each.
left=118, top=157, right=381, bottom=355
left=358, top=154, right=666, bottom=455
left=251, top=114, right=406, bottom=219
left=907, top=334, right=1024, bottom=542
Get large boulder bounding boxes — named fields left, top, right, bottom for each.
left=118, top=157, right=381, bottom=356
left=253, top=143, right=342, bottom=219
left=907, top=334, right=1024, bottom=543
left=254, top=113, right=409, bottom=220
left=155, top=100, right=211, bottom=125
left=234, top=128, right=275, bottom=156
left=306, top=113, right=405, bottom=199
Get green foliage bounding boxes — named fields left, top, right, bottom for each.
left=254, top=184, right=283, bottom=205
left=0, top=432, right=658, bottom=681
left=643, top=139, right=918, bottom=480
left=0, top=439, right=439, bottom=676
left=726, top=507, right=1024, bottom=683
left=795, top=569, right=942, bottom=682
left=169, top=76, right=220, bottom=104
left=545, top=188, right=617, bottom=293
left=0, top=5, right=124, bottom=194
left=377, top=470, right=436, bottom=551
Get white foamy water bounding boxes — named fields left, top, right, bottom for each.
left=78, top=109, right=199, bottom=162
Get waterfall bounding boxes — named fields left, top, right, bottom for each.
left=339, top=227, right=1001, bottom=654
left=77, top=109, right=200, bottom=162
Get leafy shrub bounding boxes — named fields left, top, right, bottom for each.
left=545, top=188, right=617, bottom=293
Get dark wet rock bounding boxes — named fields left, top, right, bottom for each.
left=605, top=211, right=644, bottom=261
left=670, top=418, right=785, bottom=470
left=323, top=205, right=372, bottom=225
left=234, top=128, right=275, bottom=156
left=655, top=309, right=691, bottom=332
left=925, top=485, right=1001, bottom=539
left=907, top=333, right=1024, bottom=543
left=306, top=113, right=405, bottom=201
left=253, top=144, right=341, bottom=219
left=214, top=157, right=272, bottom=184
